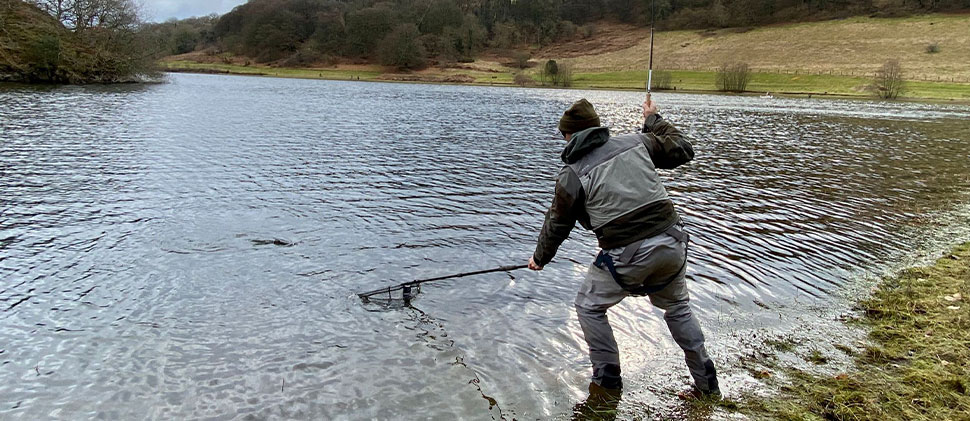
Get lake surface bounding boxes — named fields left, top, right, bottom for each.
left=2, top=74, right=969, bottom=420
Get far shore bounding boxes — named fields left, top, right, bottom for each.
left=161, top=60, right=970, bottom=104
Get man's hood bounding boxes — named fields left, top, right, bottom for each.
left=561, top=127, right=610, bottom=164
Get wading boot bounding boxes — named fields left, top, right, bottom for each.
left=592, top=363, right=623, bottom=390
left=572, top=382, right=622, bottom=421
left=677, top=385, right=722, bottom=401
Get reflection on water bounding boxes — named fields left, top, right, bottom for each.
left=1, top=74, right=969, bottom=419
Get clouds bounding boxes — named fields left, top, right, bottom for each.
left=144, top=0, right=248, bottom=21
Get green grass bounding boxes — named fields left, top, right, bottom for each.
left=804, top=349, right=829, bottom=365
left=764, top=336, right=799, bottom=353
left=161, top=60, right=383, bottom=81
left=572, top=70, right=970, bottom=100
left=564, top=14, right=970, bottom=88
left=572, top=70, right=867, bottom=95
left=161, top=59, right=970, bottom=101
left=744, top=243, right=970, bottom=421
left=161, top=60, right=516, bottom=86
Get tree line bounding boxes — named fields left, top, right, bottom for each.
left=144, top=0, right=970, bottom=69
left=6, top=0, right=968, bottom=83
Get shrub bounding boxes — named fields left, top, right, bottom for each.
left=25, top=34, right=62, bottom=82
left=540, top=59, right=558, bottom=85
left=539, top=59, right=574, bottom=87
left=715, top=62, right=751, bottom=92
left=874, top=59, right=904, bottom=100
left=925, top=43, right=940, bottom=54
left=514, top=73, right=535, bottom=86
left=556, top=62, right=574, bottom=87
left=511, top=50, right=531, bottom=69
left=652, top=69, right=673, bottom=90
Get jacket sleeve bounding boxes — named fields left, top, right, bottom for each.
left=533, top=167, right=584, bottom=266
left=641, top=114, right=695, bottom=169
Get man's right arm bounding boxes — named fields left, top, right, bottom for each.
left=641, top=100, right=695, bottom=169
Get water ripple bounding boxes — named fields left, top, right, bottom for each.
left=1, top=74, right=969, bottom=419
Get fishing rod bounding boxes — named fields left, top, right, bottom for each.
left=357, top=264, right=529, bottom=304
left=646, top=0, right=656, bottom=101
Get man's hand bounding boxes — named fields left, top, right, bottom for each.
left=643, top=98, right=659, bottom=119
left=528, top=256, right=544, bottom=271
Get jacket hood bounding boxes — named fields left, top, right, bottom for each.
left=561, top=126, right=610, bottom=164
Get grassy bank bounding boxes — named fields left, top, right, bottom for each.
left=161, top=59, right=970, bottom=101
left=744, top=243, right=970, bottom=420
left=161, top=60, right=516, bottom=86
left=162, top=60, right=384, bottom=81
left=161, top=13, right=970, bottom=101
left=572, top=70, right=970, bottom=100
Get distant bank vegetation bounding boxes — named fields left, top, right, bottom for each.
left=4, top=0, right=969, bottom=84
left=0, top=0, right=159, bottom=83
left=145, top=0, right=970, bottom=70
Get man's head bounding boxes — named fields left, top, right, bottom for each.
left=559, top=99, right=600, bottom=140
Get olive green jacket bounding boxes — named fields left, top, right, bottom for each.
left=533, top=114, right=694, bottom=266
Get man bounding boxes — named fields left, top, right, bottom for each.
left=527, top=98, right=719, bottom=399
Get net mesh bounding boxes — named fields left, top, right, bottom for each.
left=358, top=283, right=422, bottom=306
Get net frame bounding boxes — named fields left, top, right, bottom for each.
left=357, top=264, right=528, bottom=306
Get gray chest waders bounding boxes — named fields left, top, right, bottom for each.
left=593, top=224, right=689, bottom=296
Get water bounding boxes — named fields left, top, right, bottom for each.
left=1, top=74, right=969, bottom=419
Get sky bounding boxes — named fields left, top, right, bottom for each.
left=144, top=0, right=248, bottom=21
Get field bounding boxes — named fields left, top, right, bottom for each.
left=570, top=70, right=970, bottom=100
left=551, top=14, right=970, bottom=81
left=162, top=59, right=515, bottom=85
left=162, top=13, right=970, bottom=101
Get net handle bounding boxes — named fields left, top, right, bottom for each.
left=357, top=264, right=529, bottom=299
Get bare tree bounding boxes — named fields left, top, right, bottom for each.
left=556, top=61, right=573, bottom=87
left=540, top=59, right=557, bottom=85
left=653, top=69, right=673, bottom=90
left=31, top=0, right=140, bottom=32
left=715, top=62, right=751, bottom=92
left=874, top=59, right=904, bottom=100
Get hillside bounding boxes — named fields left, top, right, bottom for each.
left=0, top=0, right=69, bottom=81
left=548, top=14, right=970, bottom=81
left=0, top=0, right=156, bottom=84
left=162, top=13, right=970, bottom=101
